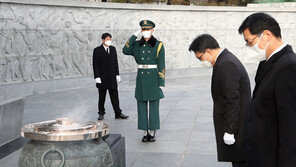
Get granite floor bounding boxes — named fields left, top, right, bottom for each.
left=0, top=67, right=256, bottom=167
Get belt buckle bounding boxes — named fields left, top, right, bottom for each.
left=142, top=65, right=148, bottom=69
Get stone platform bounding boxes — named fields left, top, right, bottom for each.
left=0, top=67, right=256, bottom=167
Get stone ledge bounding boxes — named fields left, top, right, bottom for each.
left=1, top=0, right=296, bottom=12
left=248, top=2, right=296, bottom=8
left=0, top=98, right=24, bottom=146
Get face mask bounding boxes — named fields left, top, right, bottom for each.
left=200, top=52, right=213, bottom=69
left=105, top=40, right=112, bottom=46
left=142, top=31, right=152, bottom=39
left=250, top=33, right=269, bottom=61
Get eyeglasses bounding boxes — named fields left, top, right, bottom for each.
left=245, top=36, right=258, bottom=47
left=196, top=52, right=205, bottom=61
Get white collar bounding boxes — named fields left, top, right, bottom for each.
left=103, top=44, right=110, bottom=53
left=267, top=43, right=286, bottom=61
left=103, top=44, right=109, bottom=50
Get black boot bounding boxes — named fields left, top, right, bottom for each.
left=97, top=115, right=104, bottom=120
left=142, top=130, right=149, bottom=142
left=115, top=113, right=129, bottom=119
left=149, top=130, right=156, bottom=142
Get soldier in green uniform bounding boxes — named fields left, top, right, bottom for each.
left=123, top=20, right=165, bottom=142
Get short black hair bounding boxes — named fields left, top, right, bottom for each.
left=102, top=33, right=112, bottom=39
left=189, top=34, right=220, bottom=53
left=238, top=12, right=281, bottom=38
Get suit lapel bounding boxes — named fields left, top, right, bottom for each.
left=212, top=49, right=227, bottom=92
left=253, top=45, right=292, bottom=96
left=253, top=61, right=269, bottom=95
left=99, top=44, right=105, bottom=54
left=254, top=61, right=266, bottom=85
left=99, top=44, right=109, bottom=56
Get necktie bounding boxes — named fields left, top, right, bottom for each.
left=106, top=48, right=109, bottom=54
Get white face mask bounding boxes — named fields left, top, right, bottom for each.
left=200, top=52, right=213, bottom=69
left=250, top=33, right=269, bottom=61
left=105, top=40, right=112, bottom=46
left=142, top=31, right=152, bottom=39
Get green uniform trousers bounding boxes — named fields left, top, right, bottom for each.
left=137, top=100, right=160, bottom=130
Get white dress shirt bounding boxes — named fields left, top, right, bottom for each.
left=103, top=45, right=110, bottom=54
left=267, top=43, right=286, bottom=61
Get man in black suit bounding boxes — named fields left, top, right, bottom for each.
left=93, top=33, right=129, bottom=120
left=189, top=34, right=251, bottom=167
left=238, top=13, right=296, bottom=167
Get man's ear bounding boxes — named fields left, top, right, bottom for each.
left=151, top=29, right=154, bottom=33
left=263, top=30, right=273, bottom=41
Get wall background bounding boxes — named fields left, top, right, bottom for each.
left=0, top=0, right=296, bottom=103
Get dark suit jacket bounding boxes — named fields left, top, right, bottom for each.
left=93, top=44, right=119, bottom=90
left=245, top=45, right=296, bottom=167
left=211, top=49, right=251, bottom=162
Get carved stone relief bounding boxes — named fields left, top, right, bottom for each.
left=0, top=2, right=295, bottom=85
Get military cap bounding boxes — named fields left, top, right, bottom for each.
left=140, top=20, right=155, bottom=29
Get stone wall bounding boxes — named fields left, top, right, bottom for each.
left=0, top=0, right=296, bottom=103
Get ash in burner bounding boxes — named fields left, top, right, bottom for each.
left=56, top=118, right=74, bottom=125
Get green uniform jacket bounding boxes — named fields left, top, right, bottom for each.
left=123, top=35, right=165, bottom=101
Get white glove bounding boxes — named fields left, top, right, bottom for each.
left=223, top=132, right=235, bottom=145
left=133, top=30, right=141, bottom=36
left=116, top=75, right=121, bottom=82
left=159, top=86, right=164, bottom=89
left=95, top=77, right=101, bottom=84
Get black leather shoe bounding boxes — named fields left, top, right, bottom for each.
left=97, top=115, right=104, bottom=120
left=115, top=113, right=129, bottom=119
left=142, top=135, right=149, bottom=142
left=149, top=135, right=156, bottom=142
